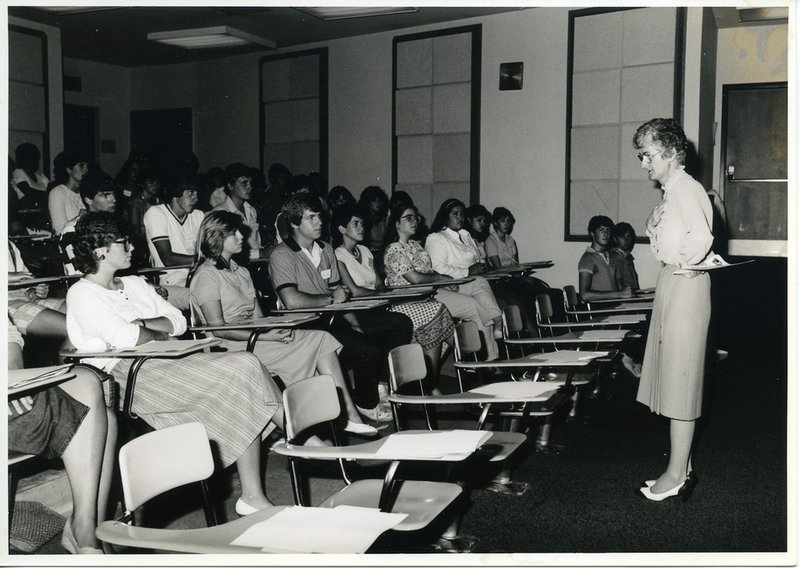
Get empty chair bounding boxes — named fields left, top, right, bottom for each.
left=96, top=422, right=304, bottom=554
left=272, top=374, right=466, bottom=548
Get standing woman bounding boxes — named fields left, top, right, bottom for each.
left=634, top=118, right=713, bottom=501
left=331, top=205, right=455, bottom=392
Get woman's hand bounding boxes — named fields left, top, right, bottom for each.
left=331, top=286, right=350, bottom=304
left=468, top=262, right=486, bottom=275
left=33, top=283, right=49, bottom=299
left=262, top=328, right=294, bottom=344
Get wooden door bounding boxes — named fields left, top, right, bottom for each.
left=721, top=82, right=787, bottom=257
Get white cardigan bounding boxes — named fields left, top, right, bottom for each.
left=425, top=228, right=482, bottom=279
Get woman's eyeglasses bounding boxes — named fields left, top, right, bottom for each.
left=637, top=151, right=660, bottom=163
left=400, top=214, right=418, bottom=222
left=112, top=238, right=132, bottom=251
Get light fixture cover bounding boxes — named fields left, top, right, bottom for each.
left=148, top=26, right=276, bottom=50
left=299, top=7, right=419, bottom=20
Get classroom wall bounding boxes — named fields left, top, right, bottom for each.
left=63, top=58, right=131, bottom=177
left=52, top=8, right=784, bottom=290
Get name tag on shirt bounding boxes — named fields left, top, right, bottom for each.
left=321, top=268, right=332, bottom=280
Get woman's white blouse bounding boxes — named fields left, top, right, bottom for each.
left=334, top=245, right=377, bottom=289
left=425, top=228, right=482, bottom=279
left=66, top=275, right=187, bottom=371
left=645, top=168, right=713, bottom=267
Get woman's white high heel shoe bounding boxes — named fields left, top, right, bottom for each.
left=639, top=479, right=686, bottom=502
left=235, top=498, right=260, bottom=516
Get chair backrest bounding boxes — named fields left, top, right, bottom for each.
left=388, top=344, right=427, bottom=393
left=536, top=293, right=554, bottom=322
left=119, top=422, right=215, bottom=512
left=454, top=321, right=482, bottom=361
left=563, top=285, right=580, bottom=310
left=282, top=375, right=341, bottom=442
left=502, top=305, right=525, bottom=337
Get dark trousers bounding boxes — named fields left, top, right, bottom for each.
left=329, top=309, right=413, bottom=408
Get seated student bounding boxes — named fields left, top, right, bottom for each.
left=11, top=142, right=49, bottom=208
left=60, top=170, right=118, bottom=275
left=213, top=163, right=264, bottom=259
left=485, top=207, right=518, bottom=268
left=464, top=204, right=491, bottom=264
left=8, top=319, right=117, bottom=554
left=357, top=186, right=390, bottom=253
left=189, top=211, right=377, bottom=436
left=67, top=212, right=290, bottom=515
left=125, top=167, right=162, bottom=266
left=48, top=151, right=88, bottom=235
left=268, top=194, right=413, bottom=422
left=610, top=222, right=640, bottom=291
left=143, top=179, right=205, bottom=310
left=327, top=185, right=356, bottom=212
left=385, top=203, right=502, bottom=362
left=483, top=206, right=549, bottom=333
left=332, top=205, right=454, bottom=393
left=578, top=215, right=633, bottom=301
left=425, top=198, right=503, bottom=360
left=8, top=240, right=73, bottom=356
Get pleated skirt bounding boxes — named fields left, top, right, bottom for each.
left=112, top=350, right=281, bottom=468
left=636, top=265, right=710, bottom=420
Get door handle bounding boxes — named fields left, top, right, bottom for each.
left=727, top=165, right=787, bottom=183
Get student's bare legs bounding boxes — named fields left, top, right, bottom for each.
left=236, top=437, right=273, bottom=509
left=316, top=352, right=369, bottom=424
left=57, top=369, right=117, bottom=549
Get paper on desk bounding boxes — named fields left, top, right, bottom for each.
left=8, top=364, right=73, bottom=389
left=528, top=350, right=608, bottom=364
left=230, top=505, right=407, bottom=553
left=599, top=314, right=645, bottom=323
left=579, top=330, right=628, bottom=339
left=116, top=338, right=218, bottom=354
left=375, top=430, right=492, bottom=458
left=470, top=381, right=558, bottom=400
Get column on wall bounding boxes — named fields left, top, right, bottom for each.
left=394, top=30, right=475, bottom=222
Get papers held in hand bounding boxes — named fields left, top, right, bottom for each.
left=375, top=430, right=493, bottom=458
left=673, top=254, right=754, bottom=274
left=230, top=505, right=408, bottom=553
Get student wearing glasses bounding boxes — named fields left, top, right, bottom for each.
left=385, top=203, right=501, bottom=361
left=67, top=211, right=291, bottom=516
left=633, top=118, right=714, bottom=502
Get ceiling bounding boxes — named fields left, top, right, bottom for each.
left=8, top=6, right=522, bottom=68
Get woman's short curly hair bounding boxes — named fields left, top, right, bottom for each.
left=633, top=118, right=688, bottom=165
left=197, top=210, right=243, bottom=265
left=72, top=212, right=126, bottom=274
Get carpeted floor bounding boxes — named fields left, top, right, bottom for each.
left=18, top=258, right=789, bottom=559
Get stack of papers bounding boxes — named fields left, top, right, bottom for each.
left=375, top=430, right=492, bottom=458
left=673, top=254, right=754, bottom=274
left=230, top=506, right=407, bottom=553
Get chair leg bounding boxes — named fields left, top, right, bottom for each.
left=8, top=470, right=18, bottom=531
left=200, top=480, right=218, bottom=526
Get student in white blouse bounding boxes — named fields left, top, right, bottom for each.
left=425, top=199, right=502, bottom=359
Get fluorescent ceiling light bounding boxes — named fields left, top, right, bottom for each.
left=736, top=7, right=788, bottom=22
left=299, top=7, right=419, bottom=20
left=35, top=6, right=116, bottom=14
left=148, top=26, right=275, bottom=50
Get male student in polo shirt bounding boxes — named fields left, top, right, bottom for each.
left=578, top=215, right=633, bottom=301
left=269, top=193, right=413, bottom=421
left=143, top=179, right=204, bottom=310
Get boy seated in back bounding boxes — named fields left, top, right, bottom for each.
left=610, top=222, right=640, bottom=291
left=578, top=215, right=632, bottom=301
